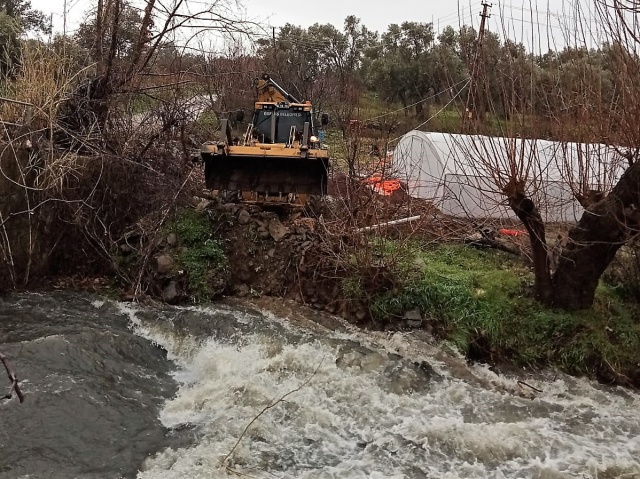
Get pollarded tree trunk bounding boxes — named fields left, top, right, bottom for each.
left=504, top=179, right=553, bottom=304
left=549, top=160, right=640, bottom=310
left=506, top=160, right=640, bottom=310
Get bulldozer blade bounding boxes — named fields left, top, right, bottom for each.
left=203, top=154, right=329, bottom=195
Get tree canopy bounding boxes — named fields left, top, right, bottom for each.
left=0, top=0, right=50, bottom=34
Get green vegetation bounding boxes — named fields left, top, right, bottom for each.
left=168, top=208, right=227, bottom=301
left=196, top=107, right=220, bottom=133
left=343, top=242, right=640, bottom=379
left=0, top=12, right=20, bottom=77
left=254, top=16, right=634, bottom=144
left=427, top=108, right=464, bottom=133
left=122, top=93, right=160, bottom=115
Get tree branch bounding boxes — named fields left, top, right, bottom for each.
left=222, top=359, right=324, bottom=466
left=0, top=352, right=24, bottom=404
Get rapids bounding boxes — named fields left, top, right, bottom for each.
left=1, top=292, right=639, bottom=478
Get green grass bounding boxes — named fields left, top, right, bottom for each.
left=425, top=107, right=464, bottom=132
left=343, top=242, right=640, bottom=380
left=168, top=208, right=227, bottom=301
left=197, top=107, right=219, bottom=131
left=120, top=93, right=161, bottom=115
left=358, top=92, right=403, bottom=116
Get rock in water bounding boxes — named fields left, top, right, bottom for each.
left=403, top=309, right=423, bottom=328
left=162, top=281, right=180, bottom=303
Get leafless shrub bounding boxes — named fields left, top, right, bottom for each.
left=603, top=240, right=640, bottom=302
left=0, top=0, right=260, bottom=290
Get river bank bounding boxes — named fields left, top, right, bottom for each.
left=29, top=197, right=640, bottom=390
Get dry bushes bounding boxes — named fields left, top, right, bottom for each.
left=603, top=241, right=640, bottom=303
left=1, top=41, right=90, bottom=130
left=1, top=41, right=87, bottom=287
left=0, top=40, right=202, bottom=289
left=297, top=174, right=468, bottom=323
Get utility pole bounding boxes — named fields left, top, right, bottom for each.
left=63, top=0, right=67, bottom=36
left=464, top=2, right=491, bottom=129
left=478, top=1, right=491, bottom=45
left=271, top=26, right=278, bottom=67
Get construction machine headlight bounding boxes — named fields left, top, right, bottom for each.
left=310, top=135, right=318, bottom=143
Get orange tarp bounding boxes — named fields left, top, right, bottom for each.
left=363, top=176, right=401, bottom=196
left=499, top=228, right=528, bottom=237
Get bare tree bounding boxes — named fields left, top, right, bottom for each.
left=1, top=1, right=259, bottom=290
left=65, top=0, right=258, bottom=132
left=439, top=1, right=640, bottom=310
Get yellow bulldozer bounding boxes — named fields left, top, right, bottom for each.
left=200, top=74, right=330, bottom=203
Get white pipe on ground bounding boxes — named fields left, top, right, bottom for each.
left=356, top=215, right=421, bottom=233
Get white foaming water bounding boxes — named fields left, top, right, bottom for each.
left=118, top=303, right=640, bottom=479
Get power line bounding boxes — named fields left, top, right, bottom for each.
left=389, top=79, right=471, bottom=144
left=268, top=2, right=603, bottom=43
left=364, top=77, right=471, bottom=122
left=262, top=2, right=583, bottom=53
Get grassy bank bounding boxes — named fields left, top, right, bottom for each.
left=342, top=241, right=640, bottom=383
left=167, top=208, right=227, bottom=301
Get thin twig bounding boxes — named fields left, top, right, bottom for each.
left=0, top=352, right=25, bottom=403
left=224, top=466, right=259, bottom=478
left=517, top=380, right=543, bottom=394
left=222, top=359, right=324, bottom=465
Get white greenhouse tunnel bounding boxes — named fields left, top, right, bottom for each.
left=392, top=131, right=625, bottom=223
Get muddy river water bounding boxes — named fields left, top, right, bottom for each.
left=1, top=292, right=639, bottom=478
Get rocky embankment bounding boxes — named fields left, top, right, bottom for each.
left=131, top=199, right=386, bottom=326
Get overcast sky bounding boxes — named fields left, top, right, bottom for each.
left=32, top=0, right=602, bottom=51
left=245, top=0, right=568, bottom=32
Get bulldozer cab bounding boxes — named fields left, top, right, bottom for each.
left=252, top=107, right=311, bottom=144
left=201, top=74, right=330, bottom=201
left=250, top=103, right=314, bottom=145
